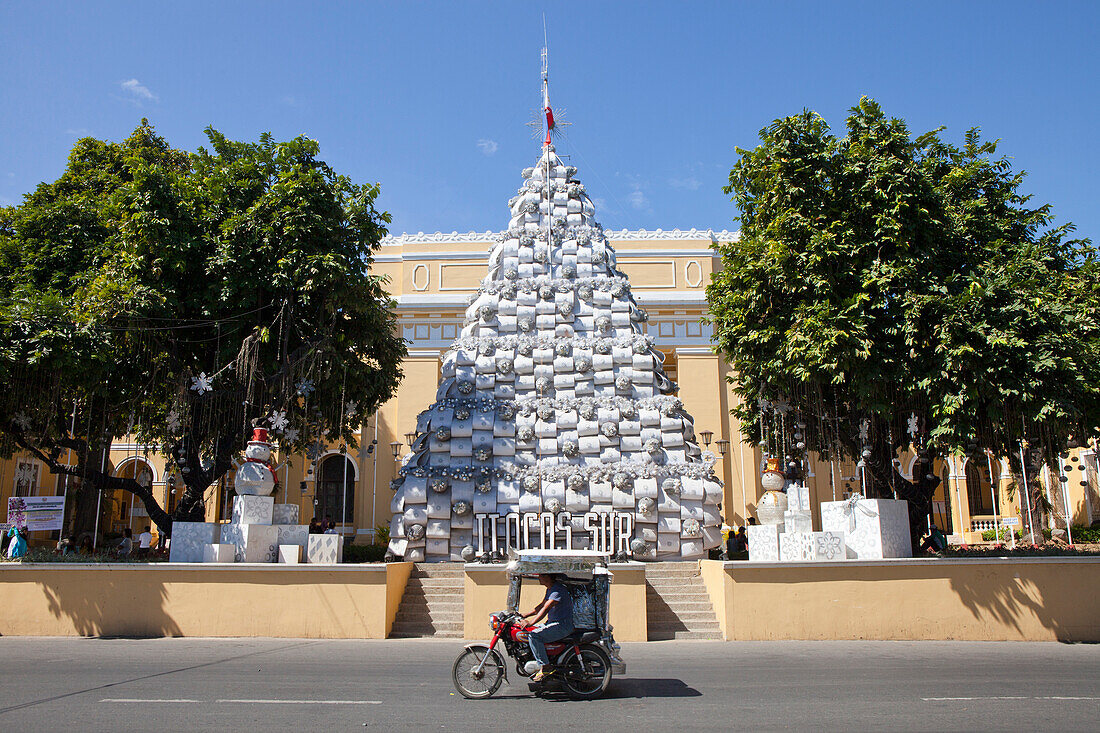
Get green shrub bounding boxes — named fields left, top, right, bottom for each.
left=981, top=528, right=1022, bottom=542
left=1070, top=525, right=1100, bottom=543
left=343, top=543, right=386, bottom=563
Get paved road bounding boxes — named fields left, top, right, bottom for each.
left=0, top=637, right=1096, bottom=731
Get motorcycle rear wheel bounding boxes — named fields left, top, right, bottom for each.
left=452, top=646, right=504, bottom=699
left=558, top=644, right=612, bottom=700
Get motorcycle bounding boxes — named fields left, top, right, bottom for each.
left=451, top=550, right=625, bottom=700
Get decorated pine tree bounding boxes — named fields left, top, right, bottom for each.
left=387, top=63, right=723, bottom=562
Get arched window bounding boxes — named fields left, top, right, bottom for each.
left=316, top=455, right=355, bottom=525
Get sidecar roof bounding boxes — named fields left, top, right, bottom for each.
left=505, top=549, right=611, bottom=579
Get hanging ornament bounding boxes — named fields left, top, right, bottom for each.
left=165, top=410, right=182, bottom=433
left=190, top=373, right=214, bottom=395
left=269, top=409, right=290, bottom=432
left=296, top=379, right=315, bottom=397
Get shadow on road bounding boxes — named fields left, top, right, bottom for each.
left=605, top=678, right=701, bottom=699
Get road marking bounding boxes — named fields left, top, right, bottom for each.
left=923, top=696, right=1100, bottom=701
left=101, top=699, right=201, bottom=703
left=216, top=699, right=383, bottom=705
left=101, top=698, right=382, bottom=705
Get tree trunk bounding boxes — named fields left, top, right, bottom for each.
left=866, top=441, right=938, bottom=552
left=1008, top=451, right=1046, bottom=545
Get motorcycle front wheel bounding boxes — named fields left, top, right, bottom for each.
left=452, top=646, right=504, bottom=699
left=558, top=643, right=612, bottom=700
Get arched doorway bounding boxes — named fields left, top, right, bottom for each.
left=964, top=457, right=997, bottom=516
left=108, top=458, right=154, bottom=538
left=316, top=455, right=355, bottom=528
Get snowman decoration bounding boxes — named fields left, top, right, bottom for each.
left=234, top=427, right=281, bottom=495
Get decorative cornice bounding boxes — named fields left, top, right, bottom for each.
left=381, top=228, right=739, bottom=246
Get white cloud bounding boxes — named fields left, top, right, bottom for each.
left=120, top=78, right=157, bottom=102
left=281, top=95, right=299, bottom=107
left=669, top=176, right=702, bottom=191
left=65, top=128, right=92, bottom=137
left=476, top=139, right=499, bottom=156
left=627, top=188, right=649, bottom=210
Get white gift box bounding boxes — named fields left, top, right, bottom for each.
left=278, top=544, right=302, bottom=564
left=307, top=534, right=343, bottom=564
left=272, top=504, right=300, bottom=525
left=169, top=522, right=219, bottom=563
left=223, top=523, right=278, bottom=563
left=203, top=543, right=235, bottom=563
left=787, top=484, right=810, bottom=511
left=680, top=539, right=704, bottom=559
left=814, top=531, right=847, bottom=561
left=780, top=531, right=816, bottom=561
left=634, top=477, right=658, bottom=498
left=820, top=497, right=912, bottom=559
left=657, top=533, right=679, bottom=555
left=784, top=509, right=813, bottom=533
left=232, top=495, right=274, bottom=526
left=612, top=487, right=634, bottom=508
left=276, top=524, right=309, bottom=549
left=746, top=524, right=780, bottom=561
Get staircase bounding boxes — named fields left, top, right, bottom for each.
left=389, top=563, right=465, bottom=638
left=645, top=562, right=723, bottom=640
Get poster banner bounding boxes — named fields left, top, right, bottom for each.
left=6, top=496, right=65, bottom=532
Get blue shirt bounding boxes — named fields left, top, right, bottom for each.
left=545, top=582, right=573, bottom=624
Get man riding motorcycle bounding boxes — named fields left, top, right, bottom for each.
left=521, top=573, right=574, bottom=682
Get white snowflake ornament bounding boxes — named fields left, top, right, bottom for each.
left=269, top=409, right=290, bottom=432
left=12, top=412, right=32, bottom=431
left=190, top=372, right=214, bottom=395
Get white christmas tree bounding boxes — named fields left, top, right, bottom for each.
left=387, top=65, right=723, bottom=562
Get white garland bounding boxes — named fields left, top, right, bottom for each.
left=452, top=332, right=654, bottom=353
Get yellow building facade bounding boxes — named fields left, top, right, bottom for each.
left=2, top=228, right=1098, bottom=549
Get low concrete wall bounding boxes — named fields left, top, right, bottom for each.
left=463, top=563, right=648, bottom=642
left=700, top=557, right=1100, bottom=642
left=0, top=563, right=413, bottom=638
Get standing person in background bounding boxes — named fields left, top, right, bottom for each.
left=309, top=518, right=322, bottom=534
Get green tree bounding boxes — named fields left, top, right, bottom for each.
left=706, top=98, right=1099, bottom=545
left=0, top=121, right=406, bottom=537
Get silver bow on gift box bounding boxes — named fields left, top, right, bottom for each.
left=842, top=494, right=878, bottom=532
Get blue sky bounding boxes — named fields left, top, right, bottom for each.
left=2, top=1, right=1097, bottom=241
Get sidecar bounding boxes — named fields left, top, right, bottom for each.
left=505, top=549, right=626, bottom=676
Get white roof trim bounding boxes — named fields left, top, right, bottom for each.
left=395, top=291, right=707, bottom=311
left=381, top=228, right=739, bottom=246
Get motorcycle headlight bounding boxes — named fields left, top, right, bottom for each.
left=490, top=615, right=500, bottom=630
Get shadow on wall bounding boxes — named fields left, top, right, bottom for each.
left=38, top=569, right=183, bottom=637
left=947, top=563, right=1093, bottom=642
